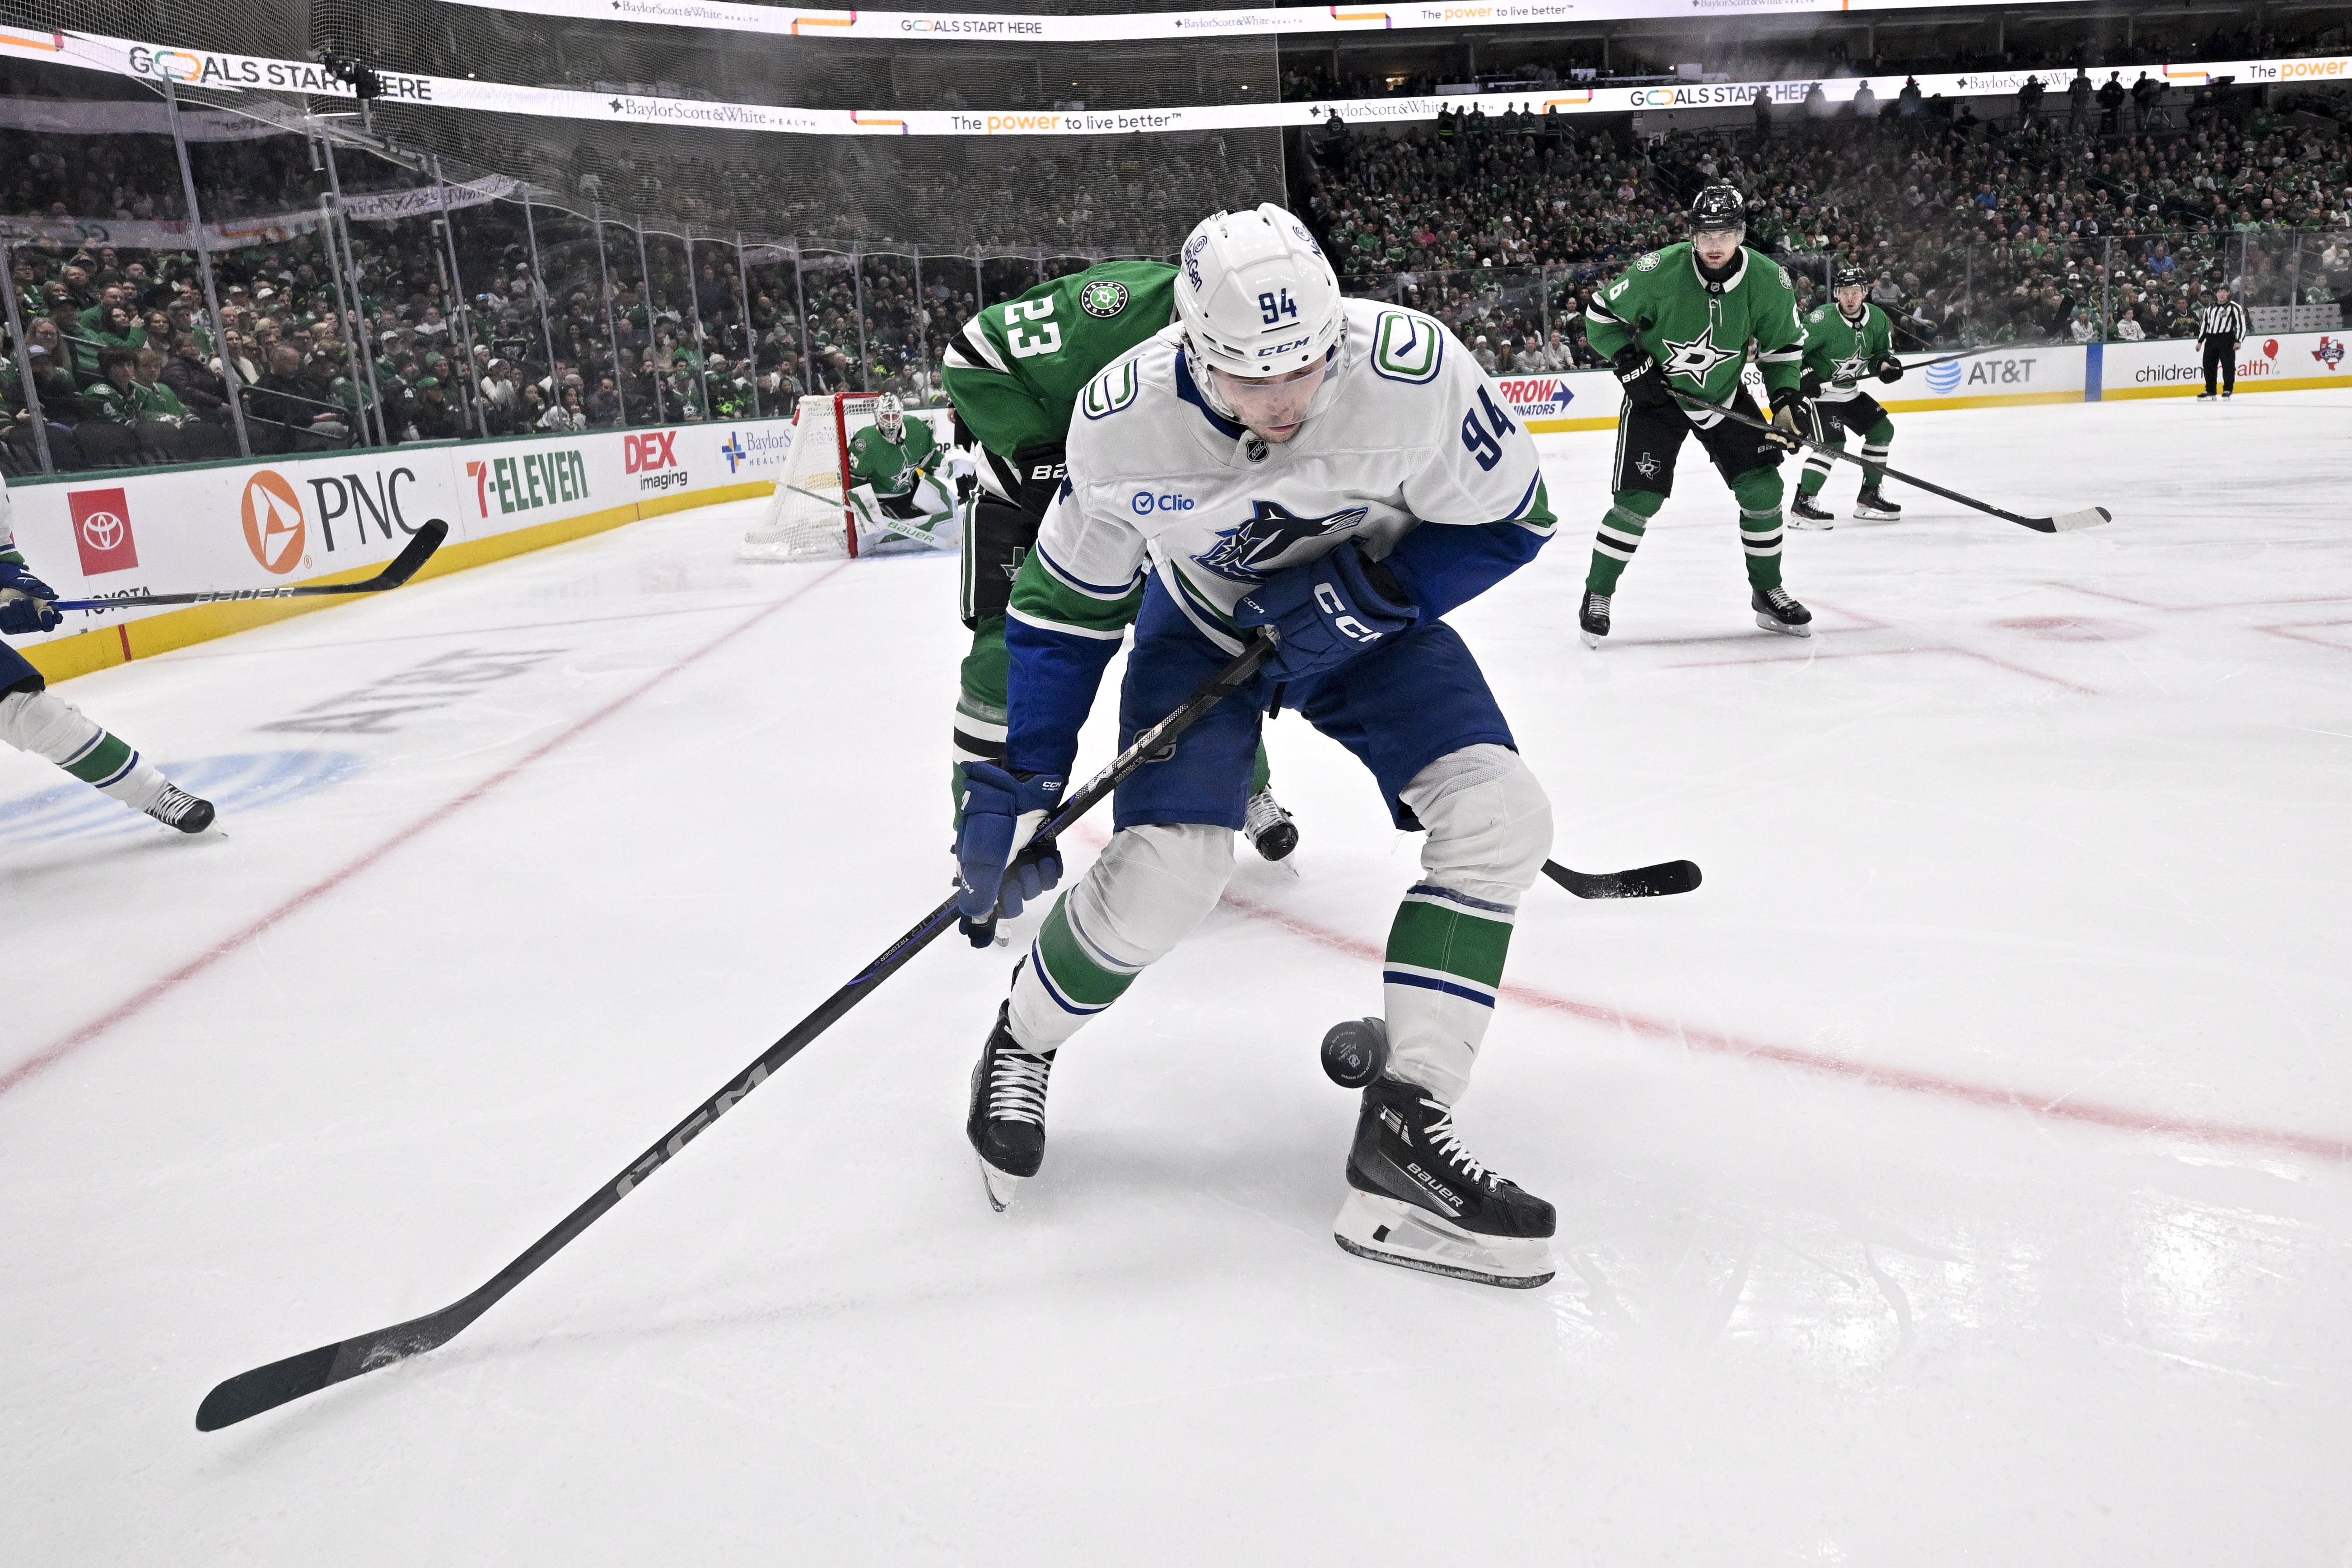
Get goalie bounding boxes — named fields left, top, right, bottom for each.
left=845, top=395, right=960, bottom=551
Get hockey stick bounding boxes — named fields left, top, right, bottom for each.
left=43, top=520, right=450, bottom=612
left=1542, top=858, right=1700, bottom=899
left=194, top=630, right=1279, bottom=1432
left=1670, top=392, right=2110, bottom=534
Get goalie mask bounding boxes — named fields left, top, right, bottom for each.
left=1172, top=203, right=1347, bottom=430
left=875, top=393, right=905, bottom=442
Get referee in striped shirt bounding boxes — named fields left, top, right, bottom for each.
left=2198, top=287, right=2250, bottom=401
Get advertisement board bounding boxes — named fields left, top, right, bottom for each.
left=9, top=419, right=785, bottom=680
left=2097, top=328, right=2352, bottom=400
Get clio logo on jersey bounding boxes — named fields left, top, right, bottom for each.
left=625, top=430, right=688, bottom=492
left=1130, top=491, right=1196, bottom=515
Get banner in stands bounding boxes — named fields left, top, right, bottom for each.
left=3, top=418, right=785, bottom=658
left=0, top=24, right=2334, bottom=140
left=434, top=0, right=2093, bottom=46
left=0, top=175, right=520, bottom=252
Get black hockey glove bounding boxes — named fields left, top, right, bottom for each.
left=1874, top=355, right=1905, bottom=383
left=1611, top=346, right=1676, bottom=411
left=1762, top=387, right=1807, bottom=454
left=1009, top=441, right=1068, bottom=522
left=1799, top=367, right=1823, bottom=401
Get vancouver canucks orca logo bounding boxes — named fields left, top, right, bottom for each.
left=1191, top=499, right=1370, bottom=584
left=1660, top=330, right=1739, bottom=384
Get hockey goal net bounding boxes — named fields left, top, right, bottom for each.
left=742, top=392, right=881, bottom=560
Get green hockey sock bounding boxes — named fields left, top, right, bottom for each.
left=1586, top=493, right=1661, bottom=595
left=1733, top=469, right=1786, bottom=592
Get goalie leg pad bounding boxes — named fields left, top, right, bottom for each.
left=1007, top=822, right=1234, bottom=1053
left=1333, top=1190, right=1557, bottom=1289
left=1382, top=745, right=1552, bottom=1103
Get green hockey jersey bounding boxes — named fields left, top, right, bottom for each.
left=848, top=414, right=942, bottom=499
left=940, top=260, right=1177, bottom=466
left=1800, top=301, right=1896, bottom=404
left=1582, top=243, right=1807, bottom=415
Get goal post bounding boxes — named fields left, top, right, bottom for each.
left=742, top=392, right=882, bottom=560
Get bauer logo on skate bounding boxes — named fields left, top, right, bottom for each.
left=67, top=487, right=138, bottom=576
left=239, top=471, right=306, bottom=574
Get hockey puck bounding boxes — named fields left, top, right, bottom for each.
left=1320, top=1017, right=1389, bottom=1089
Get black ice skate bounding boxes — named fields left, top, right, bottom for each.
left=1787, top=493, right=1837, bottom=529
left=144, top=783, right=215, bottom=834
left=1752, top=586, right=1813, bottom=638
left=1243, top=788, right=1299, bottom=862
left=1852, top=486, right=1902, bottom=523
left=1578, top=591, right=1611, bottom=650
left=1338, top=1069, right=1557, bottom=1289
left=966, top=999, right=1056, bottom=1211
left=2196, top=391, right=2216, bottom=402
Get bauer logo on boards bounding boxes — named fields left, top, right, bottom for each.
left=241, top=470, right=307, bottom=575
left=67, top=486, right=138, bottom=575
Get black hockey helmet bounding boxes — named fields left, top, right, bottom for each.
left=1688, top=184, right=1747, bottom=233
left=1834, top=264, right=1870, bottom=290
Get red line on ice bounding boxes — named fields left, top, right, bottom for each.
left=1212, top=889, right=2352, bottom=1166
left=0, top=567, right=850, bottom=1100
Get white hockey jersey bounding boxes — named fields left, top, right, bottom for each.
left=1011, top=299, right=1550, bottom=655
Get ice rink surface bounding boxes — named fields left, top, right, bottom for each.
left=5, top=392, right=2350, bottom=1564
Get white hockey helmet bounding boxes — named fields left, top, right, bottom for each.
left=1172, top=204, right=1344, bottom=388
left=874, top=392, right=905, bottom=439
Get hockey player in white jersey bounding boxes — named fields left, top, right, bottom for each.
left=951, top=204, right=1563, bottom=1288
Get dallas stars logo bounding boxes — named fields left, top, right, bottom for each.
left=1832, top=350, right=1872, bottom=383
left=1660, top=331, right=1739, bottom=384
left=1191, top=500, right=1369, bottom=584
left=1079, top=279, right=1129, bottom=319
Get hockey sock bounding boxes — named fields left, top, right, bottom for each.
left=1732, top=468, right=1786, bottom=593
left=1005, top=823, right=1233, bottom=1052
left=1382, top=746, right=1550, bottom=1103
left=950, top=617, right=1010, bottom=827
left=1250, top=741, right=1271, bottom=797
left=1860, top=417, right=1895, bottom=489
left=0, top=687, right=169, bottom=811
left=1798, top=430, right=1839, bottom=496
left=1585, top=490, right=1663, bottom=595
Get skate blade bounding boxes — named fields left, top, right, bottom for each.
left=1332, top=1191, right=1555, bottom=1289
left=1849, top=507, right=1899, bottom=523
left=1755, top=612, right=1812, bottom=638
left=978, top=1156, right=1024, bottom=1213
left=1579, top=630, right=1605, bottom=650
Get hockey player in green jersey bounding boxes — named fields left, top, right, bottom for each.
left=843, top=393, right=959, bottom=548
left=940, top=261, right=1297, bottom=937
left=1789, top=265, right=1905, bottom=528
left=1578, top=185, right=1814, bottom=645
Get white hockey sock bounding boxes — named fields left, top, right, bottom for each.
left=0, top=687, right=167, bottom=808
left=1381, top=746, right=1553, bottom=1102
left=1007, top=822, right=1234, bottom=1052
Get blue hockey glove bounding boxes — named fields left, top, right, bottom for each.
left=1233, top=543, right=1417, bottom=686
left=0, top=562, right=61, bottom=635
left=955, top=762, right=1065, bottom=933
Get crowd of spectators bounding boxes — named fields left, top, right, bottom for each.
left=1296, top=84, right=2352, bottom=374
left=0, top=125, right=1138, bottom=474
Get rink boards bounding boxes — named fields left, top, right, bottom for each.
left=1493, top=327, right=2352, bottom=433
left=7, top=417, right=800, bottom=683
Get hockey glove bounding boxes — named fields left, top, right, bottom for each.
left=955, top=762, right=1065, bottom=934
left=0, top=562, right=61, bottom=635
left=1799, top=367, right=1823, bottom=401
left=1232, top=543, right=1417, bottom=686
left=1874, top=355, right=1905, bottom=383
left=1611, top=346, right=1676, bottom=411
left=1762, top=388, right=1807, bottom=455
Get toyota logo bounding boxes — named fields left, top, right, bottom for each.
left=79, top=508, right=126, bottom=553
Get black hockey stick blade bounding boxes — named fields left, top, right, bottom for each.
left=1542, top=858, right=1702, bottom=899
left=195, top=632, right=1275, bottom=1431
left=50, top=519, right=449, bottom=611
